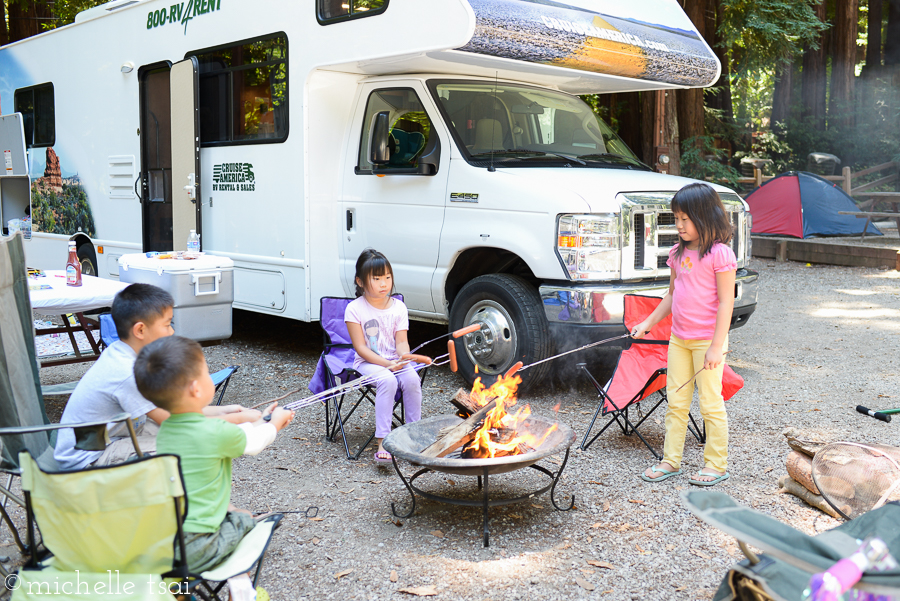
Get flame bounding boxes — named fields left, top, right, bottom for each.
left=463, top=372, right=557, bottom=458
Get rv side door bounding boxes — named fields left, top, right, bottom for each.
left=170, top=57, right=201, bottom=251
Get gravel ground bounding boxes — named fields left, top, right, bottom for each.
left=11, top=258, right=900, bottom=600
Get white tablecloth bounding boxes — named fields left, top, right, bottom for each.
left=29, top=270, right=128, bottom=315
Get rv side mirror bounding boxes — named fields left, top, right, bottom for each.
left=369, top=111, right=391, bottom=165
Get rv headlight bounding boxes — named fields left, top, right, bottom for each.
left=557, top=214, right=620, bottom=280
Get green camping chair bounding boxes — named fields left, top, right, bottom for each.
left=682, top=490, right=900, bottom=600
left=11, top=451, right=283, bottom=601
left=0, top=233, right=142, bottom=558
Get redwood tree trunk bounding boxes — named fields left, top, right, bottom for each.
left=665, top=90, right=681, bottom=176
left=864, top=0, right=884, bottom=75
left=829, top=0, right=859, bottom=129
left=676, top=0, right=707, bottom=147
left=7, top=0, right=53, bottom=43
left=615, top=92, right=643, bottom=157
left=641, top=91, right=655, bottom=165
left=771, top=60, right=794, bottom=130
left=887, top=0, right=900, bottom=66
left=1, top=0, right=9, bottom=47
left=705, top=0, right=733, bottom=122
left=801, top=1, right=827, bottom=130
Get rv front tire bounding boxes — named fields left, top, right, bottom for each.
left=449, top=273, right=551, bottom=391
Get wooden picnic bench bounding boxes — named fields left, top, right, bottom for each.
left=838, top=192, right=900, bottom=237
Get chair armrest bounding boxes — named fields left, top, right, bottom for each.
left=0, top=412, right=133, bottom=436
left=0, top=413, right=137, bottom=453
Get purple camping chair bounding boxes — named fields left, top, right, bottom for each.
left=309, top=296, right=426, bottom=460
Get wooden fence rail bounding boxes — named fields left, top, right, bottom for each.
left=731, top=160, right=899, bottom=203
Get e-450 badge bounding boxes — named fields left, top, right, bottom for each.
left=450, top=192, right=479, bottom=203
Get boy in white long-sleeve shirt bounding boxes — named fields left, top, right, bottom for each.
left=134, top=335, right=295, bottom=572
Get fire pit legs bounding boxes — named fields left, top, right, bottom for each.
left=482, top=470, right=490, bottom=547
left=549, top=447, right=576, bottom=511
left=388, top=449, right=575, bottom=548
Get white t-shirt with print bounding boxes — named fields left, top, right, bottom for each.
left=344, top=296, right=409, bottom=369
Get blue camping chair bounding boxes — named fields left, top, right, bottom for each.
left=309, top=296, right=427, bottom=460
left=98, top=312, right=239, bottom=406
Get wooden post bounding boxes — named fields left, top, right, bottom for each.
left=842, top=166, right=852, bottom=195
left=776, top=240, right=788, bottom=262
left=754, top=168, right=763, bottom=188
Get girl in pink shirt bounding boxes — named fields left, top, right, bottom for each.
left=632, top=183, right=737, bottom=486
left=345, top=249, right=423, bottom=463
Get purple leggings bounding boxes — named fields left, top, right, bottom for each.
left=355, top=362, right=422, bottom=438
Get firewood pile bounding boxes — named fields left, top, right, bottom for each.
left=777, top=427, right=842, bottom=519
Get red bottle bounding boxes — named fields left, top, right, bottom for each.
left=66, top=241, right=82, bottom=286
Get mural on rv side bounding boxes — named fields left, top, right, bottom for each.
left=30, top=147, right=96, bottom=238
left=461, top=0, right=719, bottom=87
left=1, top=52, right=96, bottom=238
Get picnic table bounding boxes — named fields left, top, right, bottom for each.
left=29, top=270, right=127, bottom=367
left=839, top=192, right=900, bottom=237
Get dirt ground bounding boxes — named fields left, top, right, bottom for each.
left=17, top=257, right=900, bottom=600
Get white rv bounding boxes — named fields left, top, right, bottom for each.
left=0, top=0, right=758, bottom=385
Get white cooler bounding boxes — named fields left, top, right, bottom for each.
left=118, top=253, right=234, bottom=342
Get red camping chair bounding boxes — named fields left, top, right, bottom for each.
left=579, top=294, right=744, bottom=459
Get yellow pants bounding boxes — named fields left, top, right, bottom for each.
left=663, top=334, right=729, bottom=473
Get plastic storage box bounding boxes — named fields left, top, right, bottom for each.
left=118, top=253, right=234, bottom=342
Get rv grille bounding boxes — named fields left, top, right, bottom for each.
left=630, top=209, right=742, bottom=275
left=659, top=234, right=679, bottom=247
left=633, top=213, right=645, bottom=269
left=732, top=212, right=740, bottom=260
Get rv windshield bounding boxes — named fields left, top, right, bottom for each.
left=430, top=81, right=648, bottom=170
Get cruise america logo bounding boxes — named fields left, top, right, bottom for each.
left=212, top=163, right=255, bottom=192
left=147, top=0, right=221, bottom=34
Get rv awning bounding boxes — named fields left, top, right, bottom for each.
left=459, top=0, right=719, bottom=88
left=323, top=0, right=718, bottom=94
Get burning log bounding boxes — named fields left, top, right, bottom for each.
left=450, top=388, right=481, bottom=418
left=421, top=399, right=498, bottom=458
left=785, top=450, right=820, bottom=495
left=460, top=428, right=533, bottom=458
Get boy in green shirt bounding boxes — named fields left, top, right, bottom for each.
left=134, top=336, right=295, bottom=572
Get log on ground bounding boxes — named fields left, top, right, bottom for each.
left=778, top=475, right=845, bottom=520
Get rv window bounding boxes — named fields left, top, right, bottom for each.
left=317, top=0, right=386, bottom=24
left=14, top=83, right=55, bottom=148
left=189, top=33, right=288, bottom=146
left=357, top=89, right=434, bottom=173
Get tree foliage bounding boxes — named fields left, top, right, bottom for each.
left=718, top=0, right=828, bottom=72
left=40, top=0, right=105, bottom=29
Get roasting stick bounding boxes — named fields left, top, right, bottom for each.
left=674, top=350, right=731, bottom=393
left=409, top=323, right=481, bottom=355
left=248, top=353, right=447, bottom=411
left=246, top=324, right=479, bottom=410
left=515, top=333, right=632, bottom=373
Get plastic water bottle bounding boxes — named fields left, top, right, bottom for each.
left=187, top=229, right=200, bottom=256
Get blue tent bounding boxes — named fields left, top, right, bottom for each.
left=746, top=171, right=882, bottom=238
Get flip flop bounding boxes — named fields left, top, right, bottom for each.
left=640, top=465, right=681, bottom=482
left=374, top=449, right=392, bottom=464
left=688, top=470, right=730, bottom=486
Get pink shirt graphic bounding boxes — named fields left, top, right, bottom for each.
left=667, top=242, right=737, bottom=340
left=345, top=296, right=410, bottom=369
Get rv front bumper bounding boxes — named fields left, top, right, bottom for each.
left=539, top=268, right=759, bottom=330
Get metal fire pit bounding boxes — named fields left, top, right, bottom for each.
left=382, top=414, right=576, bottom=547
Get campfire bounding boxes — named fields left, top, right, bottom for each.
left=421, top=368, right=559, bottom=460
left=381, top=377, right=577, bottom=547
